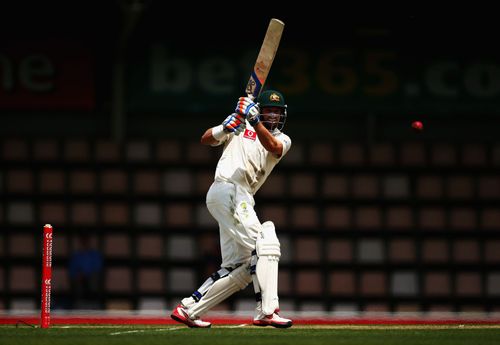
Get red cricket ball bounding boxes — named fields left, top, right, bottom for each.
left=412, top=121, right=423, bottom=131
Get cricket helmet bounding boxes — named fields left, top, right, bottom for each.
left=256, top=90, right=287, bottom=131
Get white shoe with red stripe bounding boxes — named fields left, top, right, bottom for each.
left=170, top=304, right=211, bottom=328
left=253, top=308, right=292, bottom=328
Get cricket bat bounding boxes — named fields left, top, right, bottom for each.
left=245, top=18, right=285, bottom=99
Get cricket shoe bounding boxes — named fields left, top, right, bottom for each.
left=253, top=309, right=292, bottom=328
left=170, top=304, right=211, bottom=328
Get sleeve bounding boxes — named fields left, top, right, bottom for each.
left=275, top=133, right=292, bottom=159
left=211, top=131, right=233, bottom=147
left=210, top=124, right=229, bottom=146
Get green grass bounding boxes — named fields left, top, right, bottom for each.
left=1, top=325, right=500, bottom=345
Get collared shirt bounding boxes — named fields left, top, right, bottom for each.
left=214, top=125, right=291, bottom=195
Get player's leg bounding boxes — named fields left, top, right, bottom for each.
left=185, top=194, right=253, bottom=318
left=188, top=264, right=251, bottom=317
left=230, top=186, right=291, bottom=327
left=180, top=267, right=234, bottom=309
left=256, top=221, right=280, bottom=314
left=171, top=270, right=231, bottom=328
left=252, top=221, right=292, bottom=328
left=171, top=265, right=251, bottom=327
left=172, top=182, right=252, bottom=326
left=171, top=226, right=235, bottom=328
left=171, top=227, right=242, bottom=327
left=176, top=231, right=247, bottom=314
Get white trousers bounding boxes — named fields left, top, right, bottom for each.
left=206, top=181, right=263, bottom=268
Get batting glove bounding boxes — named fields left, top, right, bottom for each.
left=247, top=110, right=260, bottom=127
left=223, top=113, right=246, bottom=135
left=235, top=97, right=260, bottom=117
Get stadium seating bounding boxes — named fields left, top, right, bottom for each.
left=1, top=138, right=499, bottom=313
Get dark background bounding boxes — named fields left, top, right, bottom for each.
left=2, top=4, right=500, bottom=140
left=1, top=3, right=500, bottom=314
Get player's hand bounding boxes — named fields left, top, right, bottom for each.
left=222, top=113, right=246, bottom=135
left=235, top=97, right=260, bottom=117
left=247, top=110, right=260, bottom=127
left=235, top=96, right=260, bottom=126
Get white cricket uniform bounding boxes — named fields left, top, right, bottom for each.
left=206, top=126, right=291, bottom=268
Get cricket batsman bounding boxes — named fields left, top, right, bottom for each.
left=170, top=90, right=293, bottom=328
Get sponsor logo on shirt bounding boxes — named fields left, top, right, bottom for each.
left=243, top=129, right=256, bottom=141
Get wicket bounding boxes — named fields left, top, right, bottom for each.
left=41, top=224, right=53, bottom=328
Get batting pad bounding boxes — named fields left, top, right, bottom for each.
left=188, top=264, right=251, bottom=318
left=182, top=267, right=233, bottom=309
left=256, top=221, right=281, bottom=315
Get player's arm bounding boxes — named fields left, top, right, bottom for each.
left=200, top=127, right=222, bottom=146
left=253, top=122, right=283, bottom=157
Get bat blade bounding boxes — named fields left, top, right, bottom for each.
left=245, top=18, right=285, bottom=99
